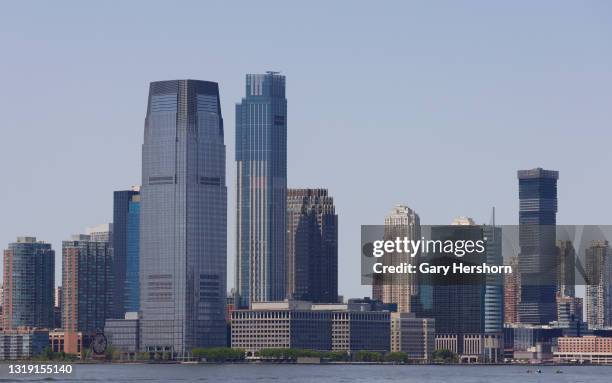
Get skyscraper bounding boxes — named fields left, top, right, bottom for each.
left=503, top=256, right=520, bottom=325
left=2, top=237, right=54, bottom=330
left=483, top=223, right=503, bottom=333
left=418, top=220, right=487, bottom=355
left=235, top=72, right=287, bottom=307
left=381, top=205, right=420, bottom=313
left=556, top=240, right=576, bottom=299
left=517, top=168, right=558, bottom=325
left=139, top=80, right=227, bottom=356
left=62, top=234, right=113, bottom=353
left=585, top=240, right=612, bottom=329
left=286, top=188, right=338, bottom=303
left=112, top=186, right=141, bottom=317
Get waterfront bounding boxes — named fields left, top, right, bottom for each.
left=1, top=364, right=612, bottom=382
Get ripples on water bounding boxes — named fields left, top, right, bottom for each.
left=2, top=364, right=612, bottom=383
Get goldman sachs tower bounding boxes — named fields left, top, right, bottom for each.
left=139, top=80, right=227, bottom=356
left=235, top=72, right=287, bottom=308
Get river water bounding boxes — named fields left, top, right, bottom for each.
left=1, top=363, right=611, bottom=382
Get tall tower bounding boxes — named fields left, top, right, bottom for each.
left=139, top=80, right=227, bottom=356
left=62, top=233, right=113, bottom=354
left=503, top=256, right=520, bottom=325
left=2, top=237, right=54, bottom=330
left=112, top=186, right=141, bottom=317
left=382, top=205, right=420, bottom=313
left=286, top=188, right=338, bottom=303
left=517, top=168, right=558, bottom=325
left=235, top=72, right=287, bottom=307
left=483, top=211, right=503, bottom=334
left=585, top=240, right=612, bottom=328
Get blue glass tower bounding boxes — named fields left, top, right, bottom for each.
left=140, top=80, right=227, bottom=356
left=112, top=188, right=140, bottom=317
left=235, top=72, right=287, bottom=307
left=517, top=168, right=558, bottom=325
left=2, top=237, right=55, bottom=329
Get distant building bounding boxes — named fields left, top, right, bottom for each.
left=112, top=187, right=141, bottom=317
left=0, top=327, right=49, bottom=360
left=381, top=205, right=420, bottom=313
left=2, top=237, right=54, bottom=330
left=85, top=223, right=113, bottom=243
left=53, top=287, right=62, bottom=329
left=435, top=333, right=503, bottom=363
left=231, top=301, right=332, bottom=355
left=104, top=312, right=139, bottom=359
left=517, top=168, right=558, bottom=325
left=555, top=336, right=612, bottom=364
left=390, top=312, right=434, bottom=362
left=418, top=223, right=486, bottom=342
left=557, top=295, right=583, bottom=327
left=503, top=324, right=562, bottom=361
left=286, top=188, right=338, bottom=303
left=139, top=80, right=227, bottom=356
left=503, top=256, right=520, bottom=325
left=556, top=240, right=576, bottom=298
left=235, top=72, right=287, bottom=308
left=62, top=234, right=113, bottom=354
left=231, top=300, right=390, bottom=355
left=49, top=330, right=84, bottom=359
left=585, top=240, right=612, bottom=328
left=483, top=222, right=503, bottom=334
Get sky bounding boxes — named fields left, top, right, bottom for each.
left=1, top=1, right=611, bottom=299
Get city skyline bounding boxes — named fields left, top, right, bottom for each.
left=2, top=2, right=612, bottom=301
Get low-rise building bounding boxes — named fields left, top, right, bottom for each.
left=390, top=312, right=434, bottom=362
left=104, top=312, right=139, bottom=358
left=0, top=327, right=49, bottom=360
left=49, top=330, right=84, bottom=359
left=231, top=300, right=391, bottom=356
left=435, top=333, right=503, bottom=363
left=554, top=336, right=612, bottom=364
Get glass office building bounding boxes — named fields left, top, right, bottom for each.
left=139, top=80, right=227, bottom=356
left=2, top=237, right=54, bottom=330
left=235, top=72, right=287, bottom=307
left=112, top=187, right=140, bottom=317
left=286, top=189, right=338, bottom=303
left=517, top=168, right=558, bottom=325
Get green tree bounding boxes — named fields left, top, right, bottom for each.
left=432, top=349, right=458, bottom=364
left=192, top=347, right=246, bottom=362
left=355, top=350, right=383, bottom=362
left=385, top=352, right=408, bottom=363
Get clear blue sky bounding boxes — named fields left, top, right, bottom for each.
left=1, top=1, right=611, bottom=298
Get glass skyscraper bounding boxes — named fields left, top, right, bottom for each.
left=2, top=237, right=54, bottom=330
left=517, top=168, right=558, bottom=325
left=483, top=224, right=503, bottom=333
left=235, top=72, right=287, bottom=307
left=62, top=234, right=113, bottom=335
left=286, top=189, right=338, bottom=303
left=112, top=187, right=140, bottom=317
left=139, top=80, right=227, bottom=356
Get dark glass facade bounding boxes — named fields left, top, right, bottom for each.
left=112, top=189, right=140, bottom=317
left=235, top=73, right=287, bottom=307
left=517, top=168, right=558, bottom=325
left=2, top=237, right=54, bottom=330
left=417, top=225, right=486, bottom=354
left=286, top=189, right=338, bottom=303
left=139, top=80, right=227, bottom=356
left=62, top=235, right=113, bottom=334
